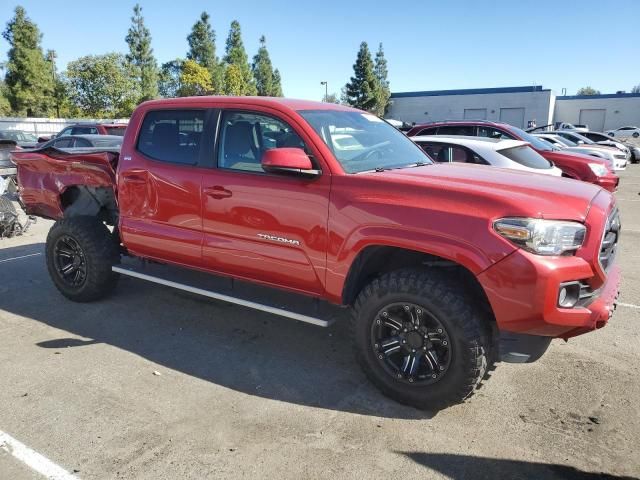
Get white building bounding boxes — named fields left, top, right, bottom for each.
left=386, top=85, right=640, bottom=132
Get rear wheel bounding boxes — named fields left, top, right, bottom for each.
left=351, top=269, right=492, bottom=410
left=46, top=216, right=119, bottom=302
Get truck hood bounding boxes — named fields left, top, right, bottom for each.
left=361, top=163, right=602, bottom=222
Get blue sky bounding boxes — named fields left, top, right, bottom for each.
left=1, top=0, right=638, bottom=100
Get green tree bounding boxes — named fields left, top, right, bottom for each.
left=373, top=43, right=390, bottom=116
left=187, top=12, right=222, bottom=93
left=178, top=59, right=213, bottom=96
left=631, top=84, right=640, bottom=94
left=576, top=86, right=600, bottom=96
left=66, top=53, right=139, bottom=117
left=0, top=80, right=11, bottom=116
left=271, top=68, right=283, bottom=97
left=159, top=59, right=184, bottom=98
left=323, top=92, right=340, bottom=104
left=252, top=35, right=274, bottom=96
left=125, top=4, right=158, bottom=102
left=2, top=6, right=55, bottom=116
left=223, top=20, right=256, bottom=96
left=223, top=64, right=245, bottom=96
left=344, top=42, right=378, bottom=112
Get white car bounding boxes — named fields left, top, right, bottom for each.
left=557, top=122, right=589, bottom=133
left=553, top=130, right=629, bottom=166
left=411, top=136, right=562, bottom=176
left=533, top=133, right=627, bottom=171
left=606, top=126, right=640, bottom=138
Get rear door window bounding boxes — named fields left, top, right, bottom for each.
left=478, top=126, right=515, bottom=140
left=499, top=146, right=551, bottom=169
left=137, top=110, right=206, bottom=165
left=417, top=127, right=438, bottom=136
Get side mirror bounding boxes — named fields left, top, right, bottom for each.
left=261, top=148, right=320, bottom=177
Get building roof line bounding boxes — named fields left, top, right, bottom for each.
left=390, top=86, right=548, bottom=98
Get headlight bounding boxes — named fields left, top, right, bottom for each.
left=493, top=218, right=586, bottom=255
left=588, top=163, right=608, bottom=176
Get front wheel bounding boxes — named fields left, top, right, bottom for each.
left=46, top=216, right=120, bottom=302
left=351, top=269, right=492, bottom=410
left=633, top=132, right=639, bottom=138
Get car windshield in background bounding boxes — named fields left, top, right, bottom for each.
left=555, top=136, right=578, bottom=147
left=499, top=145, right=552, bottom=169
left=105, top=126, right=126, bottom=136
left=299, top=110, right=431, bottom=173
left=509, top=126, right=554, bottom=152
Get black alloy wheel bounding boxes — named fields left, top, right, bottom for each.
left=371, top=302, right=451, bottom=385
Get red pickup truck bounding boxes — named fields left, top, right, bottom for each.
left=12, top=97, right=621, bottom=410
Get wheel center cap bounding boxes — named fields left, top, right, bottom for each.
left=406, top=331, right=423, bottom=349
left=72, top=255, right=81, bottom=267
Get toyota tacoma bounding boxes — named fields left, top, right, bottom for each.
left=11, top=97, right=621, bottom=410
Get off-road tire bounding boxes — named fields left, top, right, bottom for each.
left=351, top=268, right=492, bottom=410
left=46, top=216, right=119, bottom=302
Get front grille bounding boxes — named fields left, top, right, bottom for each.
left=614, top=154, right=626, bottom=160
left=599, top=208, right=620, bottom=272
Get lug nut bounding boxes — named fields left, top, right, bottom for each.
left=437, top=328, right=443, bottom=333
left=409, top=378, right=414, bottom=383
left=376, top=319, right=381, bottom=325
left=442, top=341, right=448, bottom=346
left=432, top=374, right=437, bottom=378
left=378, top=354, right=383, bottom=359
left=439, top=366, right=445, bottom=371
left=404, top=306, right=410, bottom=311
left=416, top=309, right=422, bottom=314
left=397, top=373, right=402, bottom=378
left=382, top=312, right=388, bottom=317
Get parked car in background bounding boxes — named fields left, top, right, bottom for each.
left=556, top=122, right=589, bottom=132
left=40, top=134, right=124, bottom=150
left=406, top=121, right=619, bottom=191
left=0, top=129, right=39, bottom=148
left=581, top=131, right=640, bottom=163
left=56, top=122, right=128, bottom=137
left=534, top=133, right=627, bottom=170
left=553, top=130, right=631, bottom=162
left=412, top=136, right=562, bottom=176
left=606, top=126, right=640, bottom=138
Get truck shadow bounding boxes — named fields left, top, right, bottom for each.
left=0, top=243, right=433, bottom=420
left=397, top=452, right=639, bottom=480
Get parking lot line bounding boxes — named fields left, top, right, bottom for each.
left=618, top=302, right=640, bottom=310
left=0, top=429, right=79, bottom=480
left=0, top=253, right=42, bottom=263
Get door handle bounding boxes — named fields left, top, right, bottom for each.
left=204, top=186, right=232, bottom=199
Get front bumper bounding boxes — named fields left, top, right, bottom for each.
left=478, top=250, right=621, bottom=339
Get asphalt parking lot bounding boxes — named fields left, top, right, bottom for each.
left=1, top=169, right=639, bottom=480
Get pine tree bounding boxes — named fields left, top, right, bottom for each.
left=125, top=4, right=158, bottom=102
left=158, top=59, right=184, bottom=98
left=373, top=43, right=390, bottom=116
left=223, top=20, right=256, bottom=96
left=2, top=6, right=56, bottom=116
left=187, top=12, right=222, bottom=93
left=344, top=42, right=378, bottom=112
left=271, top=69, right=283, bottom=97
left=252, top=36, right=274, bottom=96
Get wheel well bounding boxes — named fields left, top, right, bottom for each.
left=60, top=186, right=118, bottom=225
left=342, top=246, right=495, bottom=320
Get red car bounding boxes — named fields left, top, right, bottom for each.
left=12, top=98, right=621, bottom=410
left=406, top=121, right=619, bottom=192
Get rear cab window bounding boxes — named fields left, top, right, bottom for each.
left=499, top=146, right=552, bottom=169
left=137, top=110, right=205, bottom=165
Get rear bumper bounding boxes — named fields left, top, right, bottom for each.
left=478, top=251, right=621, bottom=339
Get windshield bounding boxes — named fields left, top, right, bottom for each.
left=299, top=110, right=432, bottom=173
left=554, top=136, right=577, bottom=147
left=567, top=132, right=594, bottom=144
left=509, top=126, right=554, bottom=152
left=499, top=145, right=552, bottom=169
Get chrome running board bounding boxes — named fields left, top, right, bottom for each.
left=112, top=265, right=333, bottom=327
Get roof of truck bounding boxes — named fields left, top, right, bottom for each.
left=140, top=96, right=360, bottom=112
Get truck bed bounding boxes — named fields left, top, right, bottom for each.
left=11, top=147, right=119, bottom=220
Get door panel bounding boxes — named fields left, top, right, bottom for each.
left=118, top=109, right=208, bottom=268
left=200, top=110, right=330, bottom=295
